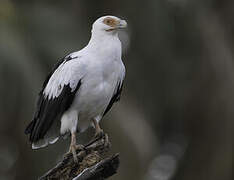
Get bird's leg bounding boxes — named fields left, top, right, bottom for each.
left=67, top=132, right=84, bottom=163
left=69, top=132, right=78, bottom=163
left=92, top=119, right=104, bottom=138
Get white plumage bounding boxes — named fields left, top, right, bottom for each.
left=25, top=15, right=127, bottom=161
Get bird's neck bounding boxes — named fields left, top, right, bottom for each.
left=87, top=31, right=122, bottom=59
left=89, top=30, right=119, bottom=45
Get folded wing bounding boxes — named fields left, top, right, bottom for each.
left=25, top=54, right=84, bottom=143
left=103, top=62, right=125, bottom=116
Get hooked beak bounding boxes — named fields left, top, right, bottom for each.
left=106, top=19, right=127, bottom=32
left=118, top=19, right=127, bottom=29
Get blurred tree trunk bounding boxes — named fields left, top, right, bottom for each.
left=174, top=2, right=233, bottom=180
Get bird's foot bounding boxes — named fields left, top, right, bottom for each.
left=94, top=128, right=104, bottom=139
left=94, top=128, right=110, bottom=147
left=104, top=133, right=111, bottom=148
left=75, top=144, right=85, bottom=150
left=64, top=144, right=85, bottom=163
left=71, top=144, right=78, bottom=163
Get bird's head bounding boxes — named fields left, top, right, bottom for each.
left=92, top=16, right=127, bottom=35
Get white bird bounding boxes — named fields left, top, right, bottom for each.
left=25, top=15, right=127, bottom=162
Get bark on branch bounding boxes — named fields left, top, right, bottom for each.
left=39, top=134, right=120, bottom=180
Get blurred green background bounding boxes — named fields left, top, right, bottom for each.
left=0, top=0, right=233, bottom=179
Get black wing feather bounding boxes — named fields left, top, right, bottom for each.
left=103, top=82, right=124, bottom=116
left=25, top=55, right=79, bottom=142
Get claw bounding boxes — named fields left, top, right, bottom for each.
left=95, top=129, right=104, bottom=138
left=65, top=144, right=84, bottom=163
left=67, top=132, right=85, bottom=163
left=75, top=144, right=85, bottom=151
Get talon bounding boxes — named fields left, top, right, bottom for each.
left=75, top=144, right=85, bottom=151
left=64, top=151, right=72, bottom=159
left=104, top=133, right=111, bottom=147
left=65, top=144, right=84, bottom=162
left=95, top=129, right=104, bottom=138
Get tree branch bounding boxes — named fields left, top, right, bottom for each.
left=39, top=134, right=120, bottom=180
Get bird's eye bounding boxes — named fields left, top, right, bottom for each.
left=103, top=18, right=115, bottom=26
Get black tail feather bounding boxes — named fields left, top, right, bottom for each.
left=24, top=120, right=36, bottom=135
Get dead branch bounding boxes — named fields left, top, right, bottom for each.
left=39, top=134, right=120, bottom=180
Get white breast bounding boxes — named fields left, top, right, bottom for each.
left=60, top=33, right=125, bottom=133
left=74, top=59, right=122, bottom=130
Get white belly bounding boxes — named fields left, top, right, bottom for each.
left=60, top=77, right=116, bottom=134
left=70, top=68, right=118, bottom=132
left=60, top=55, right=124, bottom=135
